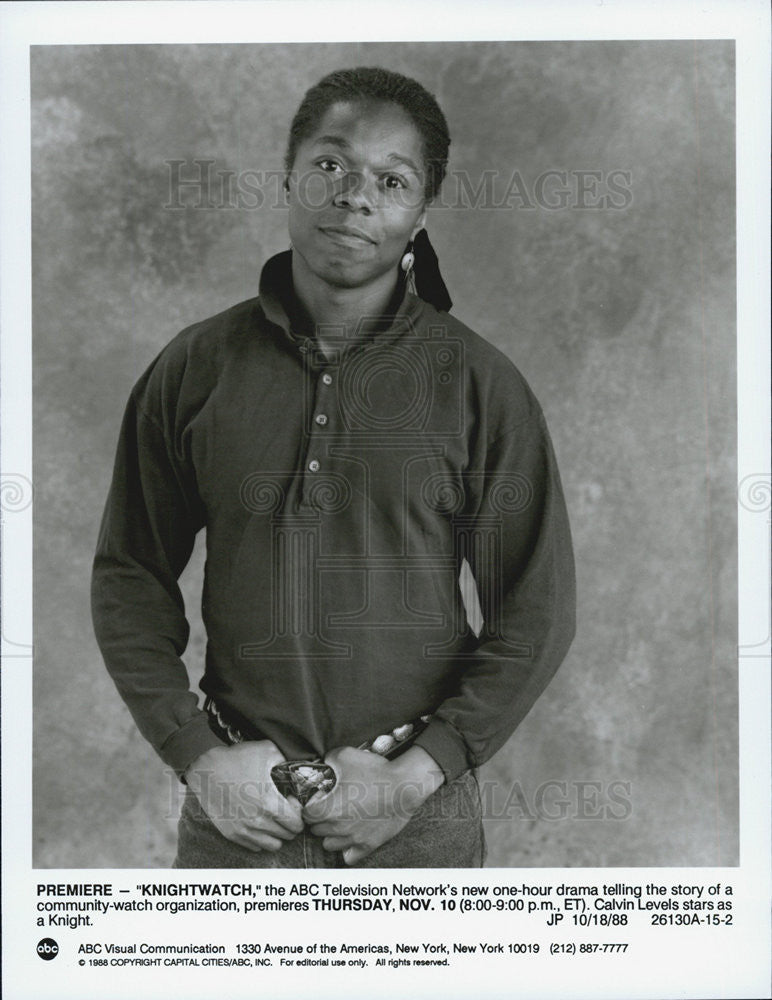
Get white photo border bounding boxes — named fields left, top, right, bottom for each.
left=2, top=2, right=769, bottom=998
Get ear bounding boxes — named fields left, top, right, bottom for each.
left=283, top=173, right=292, bottom=198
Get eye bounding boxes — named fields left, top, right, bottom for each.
left=383, top=173, right=407, bottom=190
left=317, top=158, right=344, bottom=173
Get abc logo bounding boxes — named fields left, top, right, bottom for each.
left=36, top=938, right=59, bottom=960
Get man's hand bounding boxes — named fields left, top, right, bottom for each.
left=303, top=745, right=445, bottom=865
left=184, top=741, right=304, bottom=853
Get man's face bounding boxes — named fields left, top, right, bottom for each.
left=287, top=99, right=427, bottom=291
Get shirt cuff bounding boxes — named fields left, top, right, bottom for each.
left=413, top=716, right=470, bottom=783
left=158, top=711, right=227, bottom=780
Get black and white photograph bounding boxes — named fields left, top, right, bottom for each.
left=30, top=37, right=737, bottom=870
left=1, top=2, right=769, bottom=998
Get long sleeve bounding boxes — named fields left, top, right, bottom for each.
left=413, top=409, right=576, bottom=781
left=91, top=385, right=223, bottom=777
left=90, top=268, right=575, bottom=783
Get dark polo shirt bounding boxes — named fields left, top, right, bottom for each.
left=91, top=251, right=576, bottom=781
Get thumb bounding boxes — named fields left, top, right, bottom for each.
left=342, top=845, right=370, bottom=866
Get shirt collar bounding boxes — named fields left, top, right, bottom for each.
left=257, top=249, right=425, bottom=358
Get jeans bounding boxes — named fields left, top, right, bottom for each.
left=173, top=769, right=486, bottom=869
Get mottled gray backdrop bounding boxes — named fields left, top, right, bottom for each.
left=31, top=41, right=736, bottom=867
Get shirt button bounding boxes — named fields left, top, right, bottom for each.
left=315, top=413, right=328, bottom=426
left=308, top=460, right=321, bottom=472
left=322, top=373, right=333, bottom=386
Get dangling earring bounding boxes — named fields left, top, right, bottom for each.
left=401, top=245, right=417, bottom=295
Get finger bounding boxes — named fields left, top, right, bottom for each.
left=321, top=836, right=352, bottom=852
left=250, top=833, right=285, bottom=853
left=233, top=793, right=302, bottom=838
left=302, top=790, right=341, bottom=822
left=343, top=844, right=372, bottom=865
left=249, top=815, right=302, bottom=841
left=322, top=747, right=345, bottom=769
left=326, top=745, right=368, bottom=768
left=304, top=819, right=345, bottom=837
left=228, top=829, right=285, bottom=853
left=266, top=790, right=305, bottom=834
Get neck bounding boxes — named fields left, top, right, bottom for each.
left=290, top=252, right=402, bottom=343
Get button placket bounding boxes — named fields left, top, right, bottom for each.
left=301, top=367, right=336, bottom=502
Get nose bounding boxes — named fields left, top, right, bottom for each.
left=333, top=171, right=376, bottom=213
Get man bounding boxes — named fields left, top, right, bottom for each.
left=92, top=67, right=576, bottom=868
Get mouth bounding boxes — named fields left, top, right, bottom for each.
left=318, top=225, right=377, bottom=247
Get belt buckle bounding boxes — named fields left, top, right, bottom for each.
left=271, top=760, right=336, bottom=806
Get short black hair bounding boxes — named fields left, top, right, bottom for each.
left=285, top=67, right=450, bottom=200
